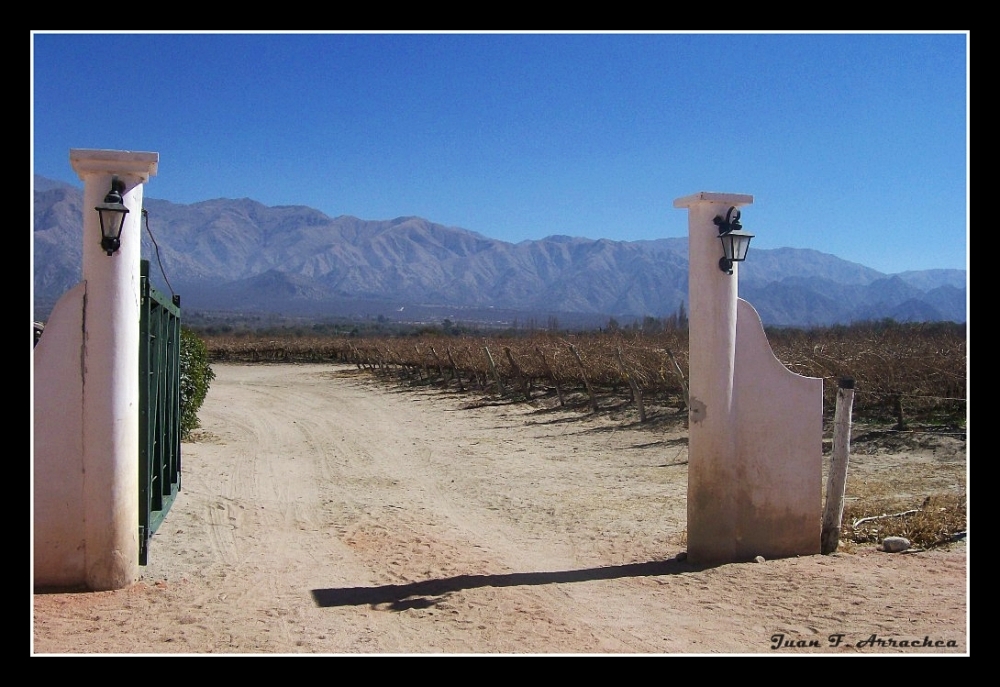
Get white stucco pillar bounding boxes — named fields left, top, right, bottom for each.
left=70, top=149, right=158, bottom=590
left=674, top=192, right=753, bottom=564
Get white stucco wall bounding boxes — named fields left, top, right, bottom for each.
left=676, top=191, right=824, bottom=564
left=733, top=298, right=823, bottom=559
left=676, top=192, right=749, bottom=563
left=33, top=149, right=158, bottom=591
left=33, top=283, right=87, bottom=586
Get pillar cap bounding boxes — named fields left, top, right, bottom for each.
left=674, top=192, right=753, bottom=209
left=70, top=149, right=159, bottom=182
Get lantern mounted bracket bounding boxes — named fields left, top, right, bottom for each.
left=95, top=176, right=130, bottom=256
left=713, top=206, right=754, bottom=275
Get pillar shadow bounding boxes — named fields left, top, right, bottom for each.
left=310, top=557, right=709, bottom=610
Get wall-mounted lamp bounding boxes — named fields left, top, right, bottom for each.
left=95, top=176, right=129, bottom=256
left=713, top=206, right=754, bottom=275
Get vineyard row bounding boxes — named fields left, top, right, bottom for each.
left=200, top=323, right=967, bottom=429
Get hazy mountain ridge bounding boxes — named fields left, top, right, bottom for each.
left=31, top=176, right=967, bottom=327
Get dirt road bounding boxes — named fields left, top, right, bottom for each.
left=33, top=363, right=968, bottom=654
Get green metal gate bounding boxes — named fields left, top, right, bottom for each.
left=139, top=259, right=182, bottom=565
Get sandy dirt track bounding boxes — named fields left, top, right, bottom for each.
left=33, top=363, right=968, bottom=655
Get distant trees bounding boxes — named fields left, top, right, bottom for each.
left=607, top=301, right=688, bottom=334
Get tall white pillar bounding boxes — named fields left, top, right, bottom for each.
left=674, top=192, right=753, bottom=564
left=70, top=149, right=158, bottom=590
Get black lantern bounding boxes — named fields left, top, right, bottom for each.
left=713, top=206, right=754, bottom=275
left=95, top=176, right=129, bottom=256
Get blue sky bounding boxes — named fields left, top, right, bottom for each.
left=31, top=31, right=968, bottom=275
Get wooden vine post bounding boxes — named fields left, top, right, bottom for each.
left=483, top=345, right=505, bottom=396
left=535, top=346, right=565, bottom=406
left=821, top=377, right=856, bottom=554
left=446, top=347, right=465, bottom=392
left=503, top=346, right=532, bottom=401
left=428, top=345, right=447, bottom=385
left=567, top=342, right=598, bottom=413
left=665, top=347, right=689, bottom=412
left=615, top=345, right=646, bottom=422
left=381, top=344, right=403, bottom=377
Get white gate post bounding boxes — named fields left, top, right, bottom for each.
left=674, top=192, right=753, bottom=564
left=70, top=149, right=158, bottom=590
left=675, top=191, right=824, bottom=564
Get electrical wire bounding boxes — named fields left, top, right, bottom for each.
left=141, top=208, right=176, bottom=300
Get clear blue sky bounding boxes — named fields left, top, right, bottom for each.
left=31, top=31, right=968, bottom=275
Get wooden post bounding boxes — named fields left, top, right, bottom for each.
left=428, top=345, right=446, bottom=385
left=414, top=345, right=429, bottom=381
left=446, top=347, right=465, bottom=392
left=535, top=346, right=565, bottom=406
left=567, top=343, right=599, bottom=413
left=483, top=345, right=505, bottom=396
left=665, top=347, right=689, bottom=412
left=381, top=345, right=400, bottom=377
left=615, top=345, right=646, bottom=422
left=821, top=377, right=856, bottom=554
left=893, top=393, right=906, bottom=431
left=504, top=346, right=531, bottom=401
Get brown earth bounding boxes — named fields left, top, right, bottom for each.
left=32, top=363, right=968, bottom=655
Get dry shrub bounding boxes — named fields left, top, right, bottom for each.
left=842, top=491, right=966, bottom=549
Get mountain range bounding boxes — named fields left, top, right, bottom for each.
left=32, top=175, right=967, bottom=329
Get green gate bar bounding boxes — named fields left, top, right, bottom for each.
left=138, top=260, right=182, bottom=565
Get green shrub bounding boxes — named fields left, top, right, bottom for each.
left=180, top=327, right=216, bottom=439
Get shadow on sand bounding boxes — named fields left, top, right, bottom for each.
left=311, top=557, right=709, bottom=611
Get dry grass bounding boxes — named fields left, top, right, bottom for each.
left=824, top=421, right=966, bottom=551
left=842, top=489, right=966, bottom=549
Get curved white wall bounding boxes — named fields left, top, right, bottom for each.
left=33, top=283, right=87, bottom=587
left=733, top=298, right=823, bottom=558
left=676, top=192, right=823, bottom=564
